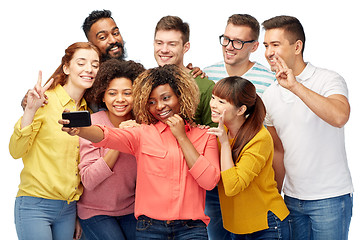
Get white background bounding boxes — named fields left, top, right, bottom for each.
left=1, top=0, right=359, bottom=238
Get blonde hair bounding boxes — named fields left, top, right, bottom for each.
left=132, top=64, right=199, bottom=124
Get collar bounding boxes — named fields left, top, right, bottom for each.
left=295, top=62, right=315, bottom=83
left=154, top=120, right=192, bottom=133
left=54, top=84, right=87, bottom=109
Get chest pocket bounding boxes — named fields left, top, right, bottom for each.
left=140, top=145, right=168, bottom=177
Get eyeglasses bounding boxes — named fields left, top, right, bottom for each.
left=219, top=35, right=255, bottom=50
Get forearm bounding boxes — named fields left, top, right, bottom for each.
left=220, top=140, right=234, bottom=171
left=177, top=135, right=200, bottom=169
left=78, top=125, right=105, bottom=143
left=291, top=82, right=350, bottom=127
left=21, top=108, right=37, bottom=129
left=103, top=149, right=120, bottom=169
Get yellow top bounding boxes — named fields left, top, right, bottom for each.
left=9, top=85, right=85, bottom=202
left=218, top=126, right=289, bottom=234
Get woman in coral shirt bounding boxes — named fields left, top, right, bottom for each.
left=60, top=64, right=220, bottom=239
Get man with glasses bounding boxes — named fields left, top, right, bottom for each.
left=204, top=14, right=275, bottom=97
left=203, top=14, right=275, bottom=240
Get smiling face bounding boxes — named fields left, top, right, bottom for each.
left=263, top=28, right=298, bottom=73
left=148, top=84, right=181, bottom=123
left=222, top=23, right=258, bottom=67
left=103, top=77, right=133, bottom=126
left=63, top=48, right=100, bottom=91
left=154, top=30, right=189, bottom=67
left=87, top=18, right=124, bottom=60
left=210, top=94, right=243, bottom=126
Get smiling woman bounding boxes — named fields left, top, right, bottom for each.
left=59, top=64, right=220, bottom=239
left=8, top=42, right=100, bottom=240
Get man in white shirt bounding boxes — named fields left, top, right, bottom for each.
left=262, top=15, right=353, bottom=240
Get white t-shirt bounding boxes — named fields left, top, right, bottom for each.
left=263, top=62, right=353, bottom=200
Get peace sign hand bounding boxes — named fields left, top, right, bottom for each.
left=274, top=55, right=298, bottom=91
left=26, top=71, right=54, bottom=112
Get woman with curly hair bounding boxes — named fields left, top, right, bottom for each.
left=60, top=64, right=220, bottom=239
left=76, top=59, right=145, bottom=240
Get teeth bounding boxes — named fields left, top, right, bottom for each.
left=82, top=76, right=93, bottom=80
left=226, top=52, right=235, bottom=56
left=159, top=110, right=170, bottom=116
left=114, top=106, right=126, bottom=109
left=110, top=46, right=118, bottom=51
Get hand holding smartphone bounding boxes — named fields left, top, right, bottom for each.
left=62, top=111, right=91, bottom=128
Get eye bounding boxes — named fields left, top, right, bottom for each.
left=148, top=100, right=155, bottom=105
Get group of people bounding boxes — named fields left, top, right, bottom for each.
left=9, top=9, right=353, bottom=240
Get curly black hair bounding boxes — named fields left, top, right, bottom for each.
left=88, top=59, right=145, bottom=109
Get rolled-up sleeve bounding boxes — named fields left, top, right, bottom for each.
left=78, top=137, right=114, bottom=191
left=189, top=134, right=220, bottom=190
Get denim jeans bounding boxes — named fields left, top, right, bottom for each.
left=135, top=215, right=208, bottom=239
left=14, top=196, right=77, bottom=240
left=205, top=187, right=231, bottom=240
left=284, top=194, right=353, bottom=240
left=79, top=213, right=136, bottom=240
left=231, top=211, right=291, bottom=240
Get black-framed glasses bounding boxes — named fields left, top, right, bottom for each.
left=219, top=34, right=255, bottom=50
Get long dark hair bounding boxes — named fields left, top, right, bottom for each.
left=213, top=76, right=266, bottom=162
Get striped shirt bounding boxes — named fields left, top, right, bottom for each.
left=204, top=61, right=276, bottom=97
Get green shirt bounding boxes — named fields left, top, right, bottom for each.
left=193, top=75, right=217, bottom=127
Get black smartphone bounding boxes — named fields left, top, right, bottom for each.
left=62, top=111, right=91, bottom=128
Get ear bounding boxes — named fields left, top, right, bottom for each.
left=294, top=40, right=303, bottom=55
left=237, top=105, right=247, bottom=116
left=251, top=41, right=259, bottom=53
left=63, top=64, right=70, bottom=75
left=183, top=41, right=190, bottom=54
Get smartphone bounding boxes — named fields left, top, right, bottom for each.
left=62, top=111, right=91, bottom=128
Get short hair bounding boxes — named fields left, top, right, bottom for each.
left=132, top=64, right=199, bottom=124
left=82, top=10, right=113, bottom=39
left=262, top=15, right=306, bottom=55
left=88, top=59, right=145, bottom=109
left=155, top=16, right=190, bottom=44
left=227, top=14, right=260, bottom=40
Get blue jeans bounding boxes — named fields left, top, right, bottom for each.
left=231, top=211, right=290, bottom=240
left=135, top=215, right=208, bottom=239
left=284, top=194, right=353, bottom=240
left=79, top=213, right=136, bottom=240
left=205, top=187, right=231, bottom=240
left=15, top=196, right=77, bottom=240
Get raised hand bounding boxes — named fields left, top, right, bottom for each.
left=166, top=114, right=186, bottom=140
left=207, top=109, right=228, bottom=144
left=274, top=55, right=298, bottom=91
left=26, top=71, right=53, bottom=112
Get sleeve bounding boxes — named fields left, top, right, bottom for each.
left=78, top=137, right=114, bottom=191
left=189, top=133, right=220, bottom=190
left=92, top=124, right=141, bottom=155
left=220, top=132, right=272, bottom=197
left=201, top=81, right=217, bottom=128
left=9, top=115, right=42, bottom=159
left=321, top=71, right=348, bottom=98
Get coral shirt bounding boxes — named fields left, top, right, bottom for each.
left=93, top=121, right=220, bottom=224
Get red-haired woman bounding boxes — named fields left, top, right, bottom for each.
left=9, top=42, right=100, bottom=240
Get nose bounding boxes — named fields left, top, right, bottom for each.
left=156, top=101, right=165, bottom=110
left=85, top=63, right=93, bottom=73
left=117, top=93, right=124, bottom=102
left=108, top=34, right=117, bottom=44
left=265, top=46, right=275, bottom=59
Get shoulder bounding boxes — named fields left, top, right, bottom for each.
left=204, top=61, right=225, bottom=71
left=194, top=75, right=215, bottom=91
